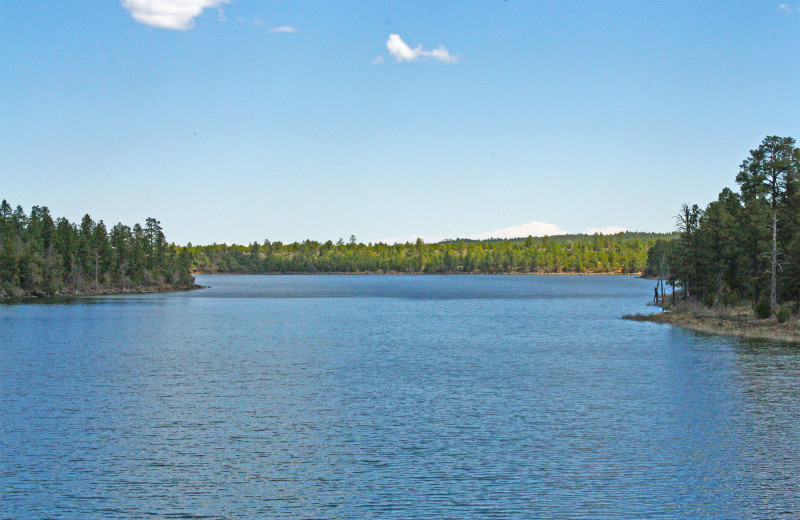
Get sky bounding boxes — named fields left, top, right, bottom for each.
left=1, top=1, right=798, bottom=245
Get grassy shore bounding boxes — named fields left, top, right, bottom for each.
left=624, top=300, right=800, bottom=344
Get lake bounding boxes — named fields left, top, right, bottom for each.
left=2, top=274, right=800, bottom=518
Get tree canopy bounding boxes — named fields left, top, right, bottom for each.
left=647, top=136, right=800, bottom=313
left=0, top=201, right=195, bottom=298
left=187, top=232, right=673, bottom=276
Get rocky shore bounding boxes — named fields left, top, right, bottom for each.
left=624, top=301, right=800, bottom=344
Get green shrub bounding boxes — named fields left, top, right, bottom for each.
left=776, top=306, right=791, bottom=324
left=754, top=298, right=771, bottom=319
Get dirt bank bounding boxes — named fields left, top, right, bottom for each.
left=624, top=302, right=800, bottom=344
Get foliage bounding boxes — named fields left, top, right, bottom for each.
left=776, top=306, right=791, bottom=324
left=754, top=298, right=772, bottom=319
left=0, top=200, right=194, bottom=297
left=186, top=232, right=673, bottom=275
left=643, top=238, right=677, bottom=278
left=664, top=136, right=800, bottom=311
left=736, top=136, right=800, bottom=313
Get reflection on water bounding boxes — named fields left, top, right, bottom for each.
left=1, top=275, right=799, bottom=518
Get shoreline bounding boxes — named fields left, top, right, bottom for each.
left=1, top=283, right=203, bottom=303
left=623, top=303, right=800, bottom=344
left=191, top=271, right=642, bottom=276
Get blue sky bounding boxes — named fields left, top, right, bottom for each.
left=1, top=1, right=798, bottom=245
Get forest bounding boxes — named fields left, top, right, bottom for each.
left=0, top=195, right=675, bottom=300
left=188, top=232, right=673, bottom=275
left=645, top=136, right=800, bottom=316
left=0, top=201, right=196, bottom=299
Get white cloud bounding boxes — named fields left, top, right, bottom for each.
left=122, top=0, right=229, bottom=30
left=779, top=3, right=800, bottom=11
left=583, top=226, right=628, bottom=235
left=428, top=47, right=457, bottom=63
left=371, top=56, right=385, bottom=65
left=386, top=34, right=418, bottom=61
left=270, top=25, right=297, bottom=33
left=386, top=34, right=458, bottom=63
left=377, top=221, right=567, bottom=244
left=375, top=222, right=572, bottom=244
left=471, top=221, right=567, bottom=240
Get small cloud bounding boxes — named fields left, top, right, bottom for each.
left=371, top=56, right=385, bottom=65
left=471, top=221, right=567, bottom=240
left=386, top=34, right=458, bottom=63
left=584, top=226, right=628, bottom=235
left=386, top=34, right=419, bottom=61
left=428, top=47, right=457, bottom=63
left=217, top=8, right=226, bottom=22
left=270, top=25, right=297, bottom=33
left=122, top=0, right=229, bottom=30
left=779, top=3, right=800, bottom=11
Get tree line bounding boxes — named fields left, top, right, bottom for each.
left=0, top=201, right=195, bottom=298
left=189, top=232, right=674, bottom=275
left=0, top=196, right=673, bottom=300
left=645, top=136, right=800, bottom=315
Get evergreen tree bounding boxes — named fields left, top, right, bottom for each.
left=663, top=136, right=800, bottom=311
left=0, top=200, right=194, bottom=298
left=736, top=136, right=800, bottom=313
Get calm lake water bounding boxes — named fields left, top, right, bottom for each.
left=2, top=274, right=800, bottom=518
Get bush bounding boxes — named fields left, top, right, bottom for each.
left=754, top=298, right=771, bottom=319
left=776, top=306, right=792, bottom=324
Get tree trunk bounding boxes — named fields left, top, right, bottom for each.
left=771, top=208, right=777, bottom=314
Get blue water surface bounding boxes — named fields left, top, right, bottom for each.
left=2, top=275, right=799, bottom=518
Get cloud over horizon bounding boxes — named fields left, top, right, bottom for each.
left=378, top=221, right=567, bottom=244
left=376, top=221, right=632, bottom=244
left=122, top=0, right=228, bottom=30
left=470, top=221, right=567, bottom=240
left=386, top=34, right=458, bottom=63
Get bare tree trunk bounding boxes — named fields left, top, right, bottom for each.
left=771, top=208, right=777, bottom=314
